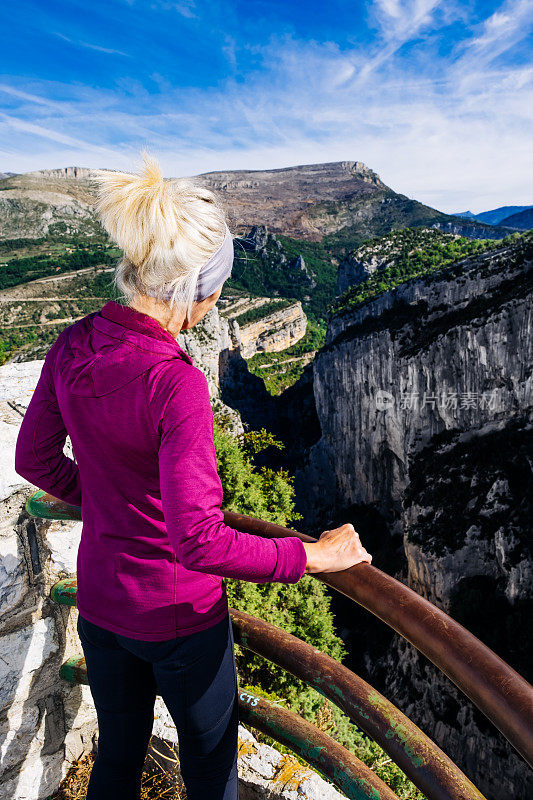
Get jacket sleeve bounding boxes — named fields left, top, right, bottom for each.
left=156, top=365, right=307, bottom=584
left=15, top=346, right=82, bottom=506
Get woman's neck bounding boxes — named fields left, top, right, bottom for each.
left=128, top=295, right=185, bottom=338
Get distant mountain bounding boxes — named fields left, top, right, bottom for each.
left=195, top=161, right=506, bottom=242
left=452, top=206, right=533, bottom=225
left=475, top=206, right=532, bottom=225
left=498, top=208, right=533, bottom=230
left=454, top=211, right=478, bottom=219
left=0, top=172, right=17, bottom=180
left=0, top=168, right=104, bottom=240
left=0, top=161, right=506, bottom=244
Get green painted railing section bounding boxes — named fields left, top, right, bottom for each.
left=60, top=653, right=398, bottom=800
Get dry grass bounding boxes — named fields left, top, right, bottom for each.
left=48, top=738, right=186, bottom=800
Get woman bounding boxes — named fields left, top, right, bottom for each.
left=15, top=154, right=372, bottom=800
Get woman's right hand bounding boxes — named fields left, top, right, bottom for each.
left=302, top=524, right=372, bottom=574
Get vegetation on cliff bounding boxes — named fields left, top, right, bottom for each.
left=246, top=319, right=326, bottom=394
left=331, top=228, right=524, bottom=318
left=234, top=297, right=294, bottom=327
left=228, top=231, right=337, bottom=320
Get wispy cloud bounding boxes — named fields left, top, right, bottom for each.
left=372, top=0, right=443, bottom=40
left=0, top=112, right=125, bottom=160
left=455, top=0, right=533, bottom=69
left=0, top=0, right=531, bottom=212
left=153, top=0, right=197, bottom=19
left=54, top=32, right=129, bottom=57
left=355, top=0, right=448, bottom=83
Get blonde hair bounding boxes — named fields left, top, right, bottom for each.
left=94, top=152, right=227, bottom=318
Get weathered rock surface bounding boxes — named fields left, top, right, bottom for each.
left=336, top=253, right=381, bottom=295
left=0, top=362, right=97, bottom=800
left=432, top=220, right=509, bottom=239
left=153, top=701, right=345, bottom=800
left=211, top=295, right=307, bottom=360
left=303, top=238, right=532, bottom=522
left=296, top=235, right=533, bottom=799
left=236, top=301, right=307, bottom=359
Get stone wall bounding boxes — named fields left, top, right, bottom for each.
left=0, top=361, right=97, bottom=800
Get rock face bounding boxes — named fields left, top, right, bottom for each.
left=304, top=236, right=532, bottom=521
left=296, top=235, right=533, bottom=799
left=25, top=168, right=97, bottom=181
left=384, top=416, right=532, bottom=800
left=0, top=362, right=97, bottom=800
left=237, top=302, right=307, bottom=359
left=337, top=253, right=383, bottom=295
left=432, top=220, right=508, bottom=239
left=241, top=225, right=317, bottom=289
left=152, top=701, right=346, bottom=800
left=175, top=304, right=247, bottom=434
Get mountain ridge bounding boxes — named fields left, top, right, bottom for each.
left=455, top=205, right=533, bottom=226
left=0, top=160, right=507, bottom=243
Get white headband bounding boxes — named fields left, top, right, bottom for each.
left=193, top=223, right=234, bottom=301
left=145, top=223, right=234, bottom=303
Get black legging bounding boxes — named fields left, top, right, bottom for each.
left=77, top=612, right=239, bottom=800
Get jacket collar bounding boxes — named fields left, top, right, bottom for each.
left=97, top=300, right=193, bottom=365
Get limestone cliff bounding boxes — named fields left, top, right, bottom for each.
left=432, top=220, right=510, bottom=239
left=304, top=235, right=532, bottom=520
left=234, top=300, right=307, bottom=359
left=296, top=233, right=533, bottom=799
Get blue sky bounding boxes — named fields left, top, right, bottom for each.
left=0, top=0, right=532, bottom=212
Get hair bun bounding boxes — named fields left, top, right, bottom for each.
left=139, top=150, right=165, bottom=191
left=93, top=150, right=227, bottom=316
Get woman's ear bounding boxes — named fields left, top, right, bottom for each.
left=182, top=287, right=223, bottom=331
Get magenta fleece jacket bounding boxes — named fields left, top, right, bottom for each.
left=15, top=300, right=307, bottom=640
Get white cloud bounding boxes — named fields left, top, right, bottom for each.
left=373, top=0, right=443, bottom=39
left=356, top=0, right=447, bottom=83
left=1, top=2, right=532, bottom=213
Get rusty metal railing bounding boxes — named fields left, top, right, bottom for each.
left=50, top=577, right=486, bottom=800
left=222, top=510, right=533, bottom=772
left=59, top=651, right=399, bottom=799
left=27, top=490, right=533, bottom=797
